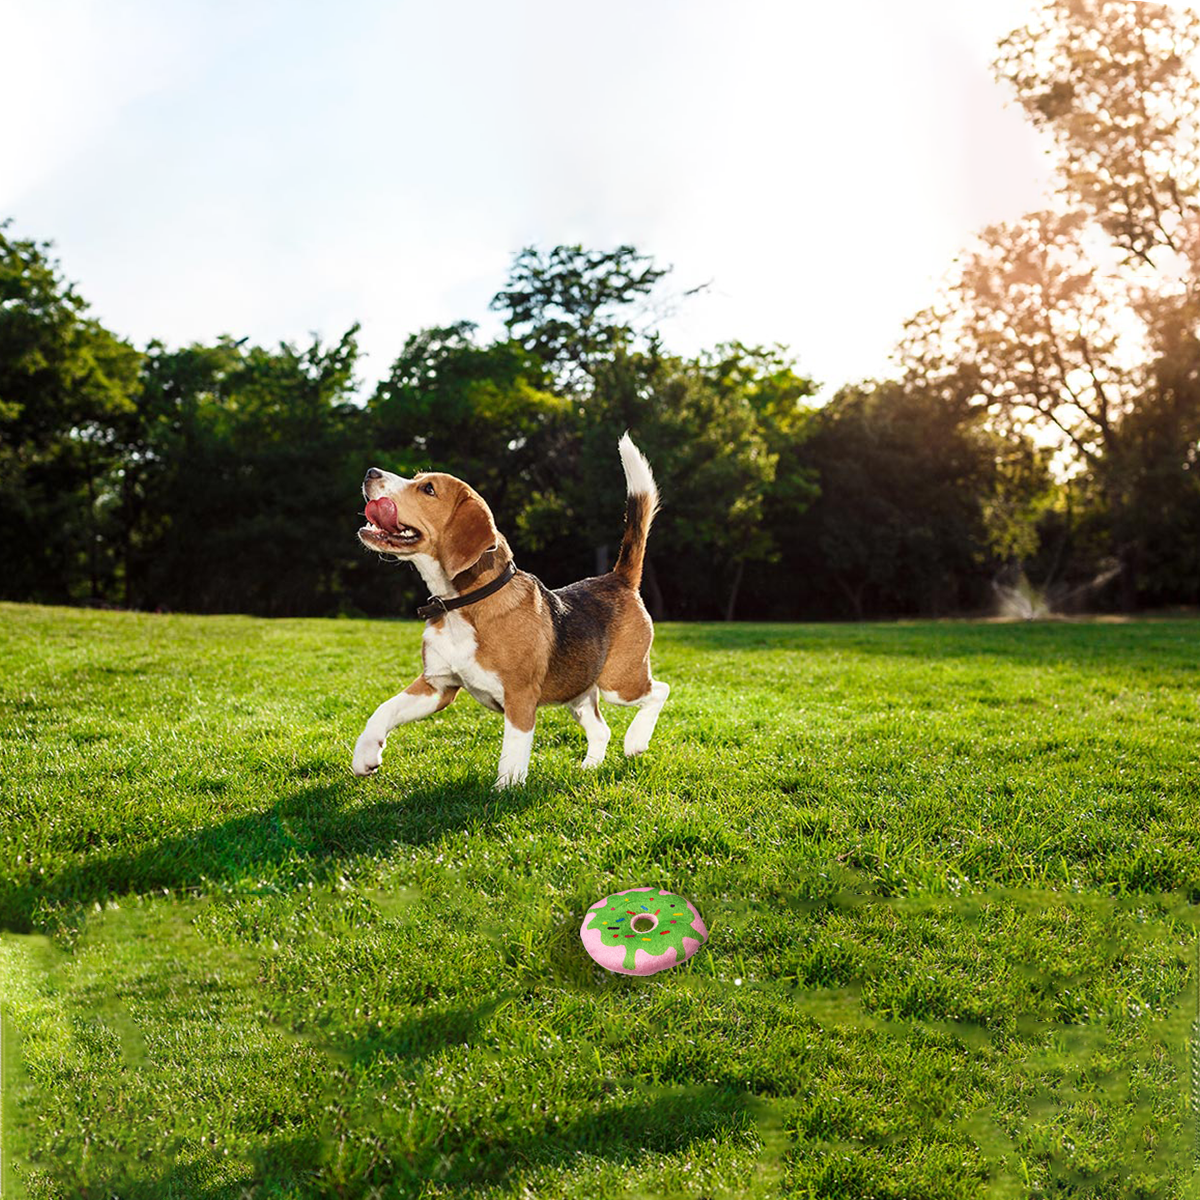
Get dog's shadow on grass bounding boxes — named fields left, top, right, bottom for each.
left=106, top=1086, right=760, bottom=1199
left=421, top=1084, right=759, bottom=1194
left=0, top=773, right=540, bottom=935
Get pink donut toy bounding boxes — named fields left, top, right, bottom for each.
left=580, top=887, right=708, bottom=976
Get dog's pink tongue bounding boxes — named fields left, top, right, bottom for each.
left=364, top=497, right=399, bottom=532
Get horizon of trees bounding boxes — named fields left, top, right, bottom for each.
left=3, top=0, right=1199, bottom=622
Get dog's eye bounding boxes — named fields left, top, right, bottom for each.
left=419, top=481, right=436, bottom=497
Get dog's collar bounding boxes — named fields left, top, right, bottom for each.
left=417, top=562, right=517, bottom=622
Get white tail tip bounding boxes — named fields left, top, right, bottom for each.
left=618, top=432, right=657, bottom=498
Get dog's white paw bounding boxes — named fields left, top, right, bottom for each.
left=352, top=733, right=384, bottom=776
left=493, top=767, right=529, bottom=790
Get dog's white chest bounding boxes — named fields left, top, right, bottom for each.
left=422, top=615, right=505, bottom=712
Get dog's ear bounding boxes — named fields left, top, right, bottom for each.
left=442, top=490, right=499, bottom=578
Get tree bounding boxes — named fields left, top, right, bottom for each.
left=119, top=339, right=246, bottom=608
left=489, top=245, right=669, bottom=387
left=979, top=435, right=1060, bottom=567
left=0, top=223, right=141, bottom=603
left=698, top=343, right=821, bottom=587
left=370, top=321, right=565, bottom=493
left=995, top=0, right=1200, bottom=264
left=571, top=344, right=798, bottom=619
left=1118, top=244, right=1200, bottom=603
left=897, top=209, right=1156, bottom=605
left=895, top=0, right=1200, bottom=609
left=787, top=382, right=1027, bottom=620
left=484, top=247, right=822, bottom=617
left=366, top=322, right=570, bottom=610
left=900, top=209, right=1141, bottom=472
left=132, top=330, right=367, bottom=616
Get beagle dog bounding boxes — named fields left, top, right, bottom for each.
left=353, top=434, right=669, bottom=788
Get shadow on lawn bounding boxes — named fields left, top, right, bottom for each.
left=86, top=1134, right=328, bottom=1200
left=0, top=774, right=539, bottom=935
left=338, top=992, right=515, bottom=1069
left=107, top=1086, right=760, bottom=1199
left=379, top=1084, right=758, bottom=1195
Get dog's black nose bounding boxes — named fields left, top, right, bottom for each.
left=364, top=467, right=384, bottom=481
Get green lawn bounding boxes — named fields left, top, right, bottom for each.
left=1, top=602, right=1199, bottom=1199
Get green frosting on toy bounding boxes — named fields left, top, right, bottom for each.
left=584, top=889, right=703, bottom=971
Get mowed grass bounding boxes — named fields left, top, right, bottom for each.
left=2, top=601, right=1200, bottom=1199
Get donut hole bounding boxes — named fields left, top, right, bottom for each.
left=630, top=915, right=656, bottom=933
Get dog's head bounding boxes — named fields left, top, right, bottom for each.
left=360, top=468, right=499, bottom=578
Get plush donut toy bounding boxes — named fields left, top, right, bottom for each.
left=580, top=887, right=708, bottom=975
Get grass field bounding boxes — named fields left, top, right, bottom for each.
left=1, top=601, right=1199, bottom=1199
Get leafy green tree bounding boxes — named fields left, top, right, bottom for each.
left=979, top=436, right=1061, bottom=567
left=698, top=343, right=821, bottom=603
left=490, top=245, right=669, bottom=388
left=1117, top=269, right=1200, bottom=602
left=0, top=223, right=141, bottom=603
left=487, top=248, right=819, bottom=618
left=370, top=321, right=566, bottom=502
left=567, top=345, right=802, bottom=619
left=788, top=383, right=1021, bottom=619
left=366, top=322, right=570, bottom=609
left=133, top=330, right=367, bottom=616
left=118, top=339, right=245, bottom=607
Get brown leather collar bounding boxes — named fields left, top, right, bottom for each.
left=416, top=562, right=517, bottom=621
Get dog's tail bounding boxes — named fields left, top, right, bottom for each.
left=611, top=432, right=660, bottom=591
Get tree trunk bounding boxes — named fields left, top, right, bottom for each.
left=835, top=573, right=865, bottom=620
left=122, top=468, right=134, bottom=609
left=642, top=555, right=665, bottom=620
left=86, top=458, right=100, bottom=602
left=723, top=559, right=745, bottom=621
left=1118, top=540, right=1140, bottom=612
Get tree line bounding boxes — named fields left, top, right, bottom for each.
left=3, top=0, right=1199, bottom=621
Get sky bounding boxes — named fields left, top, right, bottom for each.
left=2, top=0, right=1063, bottom=397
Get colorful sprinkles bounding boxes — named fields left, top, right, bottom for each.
left=579, top=887, right=708, bottom=975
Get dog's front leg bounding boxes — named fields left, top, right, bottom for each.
left=495, top=695, right=537, bottom=789
left=352, top=675, right=458, bottom=776
left=567, top=687, right=611, bottom=768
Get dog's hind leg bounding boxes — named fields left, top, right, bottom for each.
left=621, top=678, right=670, bottom=757
left=566, top=687, right=612, bottom=769
left=601, top=676, right=670, bottom=758
left=352, top=675, right=458, bottom=776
